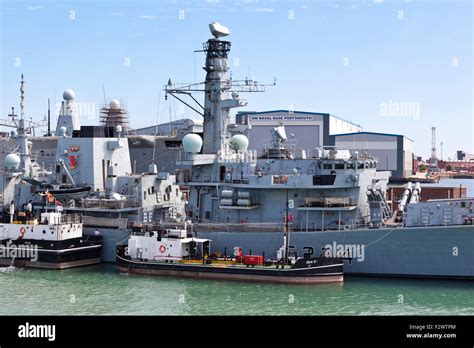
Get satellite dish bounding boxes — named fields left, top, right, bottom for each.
left=209, top=22, right=230, bottom=38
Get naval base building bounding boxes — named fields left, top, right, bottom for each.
left=236, top=110, right=361, bottom=152
left=329, top=131, right=414, bottom=178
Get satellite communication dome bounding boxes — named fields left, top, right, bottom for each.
left=231, top=134, right=249, bottom=152
left=58, top=126, right=67, bottom=136
left=182, top=133, right=203, bottom=153
left=209, top=22, right=230, bottom=38
left=4, top=153, right=20, bottom=170
left=63, top=89, right=76, bottom=101
left=110, top=99, right=121, bottom=109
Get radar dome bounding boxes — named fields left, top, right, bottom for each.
left=4, top=153, right=20, bottom=170
left=110, top=99, right=121, bottom=109
left=182, top=133, right=203, bottom=153
left=63, top=89, right=76, bottom=101
left=58, top=126, right=67, bottom=136
left=231, top=134, right=249, bottom=152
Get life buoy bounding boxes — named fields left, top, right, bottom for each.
left=19, top=227, right=26, bottom=239
left=159, top=244, right=166, bottom=253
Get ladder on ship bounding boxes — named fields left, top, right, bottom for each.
left=443, top=206, right=454, bottom=225
left=421, top=207, right=430, bottom=226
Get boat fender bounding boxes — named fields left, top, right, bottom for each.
left=19, top=226, right=26, bottom=239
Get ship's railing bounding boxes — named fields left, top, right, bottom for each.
left=59, top=213, right=82, bottom=224
left=80, top=198, right=141, bottom=209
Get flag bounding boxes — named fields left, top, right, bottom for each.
left=46, top=191, right=54, bottom=203
left=55, top=200, right=62, bottom=206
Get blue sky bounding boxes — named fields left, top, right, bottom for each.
left=1, top=0, right=472, bottom=159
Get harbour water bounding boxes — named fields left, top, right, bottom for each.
left=0, top=263, right=472, bottom=316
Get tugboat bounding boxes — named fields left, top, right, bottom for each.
left=117, top=189, right=348, bottom=284
left=0, top=200, right=102, bottom=269
left=116, top=224, right=345, bottom=284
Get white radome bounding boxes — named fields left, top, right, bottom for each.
left=63, top=89, right=76, bottom=101
left=4, top=153, right=20, bottom=170
left=58, top=126, right=67, bottom=136
left=182, top=133, right=203, bottom=153
left=110, top=99, right=121, bottom=109
left=231, top=134, right=249, bottom=152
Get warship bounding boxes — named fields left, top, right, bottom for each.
left=0, top=77, right=186, bottom=262
left=151, top=22, right=473, bottom=280
left=0, top=77, right=102, bottom=269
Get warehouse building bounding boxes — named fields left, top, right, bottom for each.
left=329, top=131, right=414, bottom=178
left=236, top=110, right=361, bottom=153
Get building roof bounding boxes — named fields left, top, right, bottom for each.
left=237, top=110, right=361, bottom=128
left=331, top=131, right=414, bottom=142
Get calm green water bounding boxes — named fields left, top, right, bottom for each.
left=0, top=264, right=472, bottom=315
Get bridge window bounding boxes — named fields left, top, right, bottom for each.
left=323, top=163, right=334, bottom=170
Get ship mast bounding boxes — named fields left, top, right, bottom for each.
left=18, top=74, right=31, bottom=174
left=284, top=188, right=290, bottom=266
left=164, top=22, right=273, bottom=156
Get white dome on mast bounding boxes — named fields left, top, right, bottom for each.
left=63, top=89, right=76, bottom=101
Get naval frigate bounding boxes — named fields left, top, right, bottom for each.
left=159, top=22, right=474, bottom=279
left=1, top=77, right=186, bottom=262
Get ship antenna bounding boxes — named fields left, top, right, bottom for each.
left=47, top=98, right=51, bottom=136
left=20, top=74, right=25, bottom=120
left=284, top=188, right=290, bottom=266
left=102, top=84, right=107, bottom=106
left=152, top=90, right=162, bottom=164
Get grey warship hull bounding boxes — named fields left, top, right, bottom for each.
left=195, top=225, right=474, bottom=279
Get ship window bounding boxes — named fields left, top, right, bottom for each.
left=461, top=202, right=466, bottom=208
left=365, top=162, right=369, bottom=169
left=357, top=162, right=364, bottom=169
left=62, top=175, right=68, bottom=184
left=164, top=140, right=182, bottom=148
left=347, top=162, right=355, bottom=169
left=205, top=211, right=211, bottom=220
left=335, top=163, right=344, bottom=170
left=323, top=163, right=333, bottom=170
left=151, top=186, right=155, bottom=194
